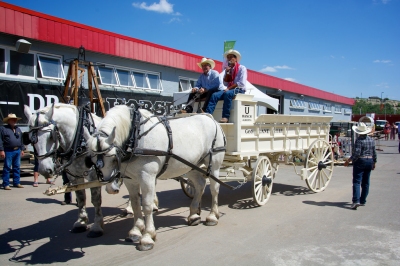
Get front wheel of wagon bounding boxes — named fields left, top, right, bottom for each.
left=180, top=177, right=195, bottom=199
left=304, top=139, right=334, bottom=192
left=252, top=156, right=274, bottom=206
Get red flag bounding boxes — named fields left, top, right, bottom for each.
left=380, top=103, right=384, bottom=111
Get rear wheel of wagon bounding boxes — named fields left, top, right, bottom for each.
left=180, top=177, right=195, bottom=199
left=304, top=139, right=334, bottom=192
left=252, top=156, right=274, bottom=206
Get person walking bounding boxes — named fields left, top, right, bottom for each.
left=0, top=114, right=25, bottom=190
left=344, top=122, right=377, bottom=210
left=383, top=121, right=390, bottom=141
left=390, top=122, right=396, bottom=140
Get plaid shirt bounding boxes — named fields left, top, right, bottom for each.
left=350, top=135, right=377, bottom=163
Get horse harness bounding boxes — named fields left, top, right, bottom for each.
left=27, top=104, right=97, bottom=176
left=92, top=109, right=234, bottom=190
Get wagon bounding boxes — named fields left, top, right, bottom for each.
left=178, top=94, right=334, bottom=206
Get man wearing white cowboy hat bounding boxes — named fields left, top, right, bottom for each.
left=0, top=113, right=25, bottom=190
left=344, top=122, right=377, bottom=210
left=205, top=49, right=247, bottom=123
left=181, top=57, right=223, bottom=113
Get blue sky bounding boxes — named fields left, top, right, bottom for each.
left=6, top=0, right=400, bottom=100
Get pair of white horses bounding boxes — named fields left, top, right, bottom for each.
left=25, top=103, right=226, bottom=251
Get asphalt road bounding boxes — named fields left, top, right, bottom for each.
left=1, top=139, right=399, bottom=266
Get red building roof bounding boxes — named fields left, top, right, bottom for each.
left=0, top=2, right=354, bottom=105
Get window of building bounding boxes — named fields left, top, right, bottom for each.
left=116, top=69, right=133, bottom=87
left=334, top=106, right=342, bottom=114
left=96, top=63, right=162, bottom=91
left=344, top=108, right=352, bottom=114
left=179, top=77, right=196, bottom=92
left=309, top=102, right=321, bottom=110
left=0, top=48, right=5, bottom=74
left=323, top=104, right=332, bottom=113
left=10, top=50, right=34, bottom=77
left=37, top=54, right=65, bottom=80
left=132, top=71, right=147, bottom=88
left=290, top=99, right=306, bottom=109
left=98, top=66, right=118, bottom=85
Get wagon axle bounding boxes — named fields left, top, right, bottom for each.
left=262, top=175, right=272, bottom=186
left=318, top=161, right=327, bottom=171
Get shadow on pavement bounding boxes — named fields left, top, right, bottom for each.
left=302, top=200, right=351, bottom=209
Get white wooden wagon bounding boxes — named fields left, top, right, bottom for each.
left=179, top=94, right=334, bottom=206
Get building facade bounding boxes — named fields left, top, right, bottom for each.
left=0, top=2, right=354, bottom=124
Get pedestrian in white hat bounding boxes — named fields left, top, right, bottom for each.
left=344, top=122, right=377, bottom=209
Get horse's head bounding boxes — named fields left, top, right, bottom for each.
left=24, top=105, right=57, bottom=178
left=87, top=127, right=121, bottom=183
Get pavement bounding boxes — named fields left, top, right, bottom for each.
left=0, top=139, right=399, bottom=266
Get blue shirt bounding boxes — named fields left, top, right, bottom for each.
left=223, top=64, right=247, bottom=90
left=350, top=135, right=377, bottom=163
left=0, top=125, right=25, bottom=151
left=194, top=69, right=223, bottom=91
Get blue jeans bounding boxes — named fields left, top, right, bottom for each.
left=352, top=158, right=373, bottom=204
left=2, top=149, right=21, bottom=187
left=205, top=88, right=245, bottom=119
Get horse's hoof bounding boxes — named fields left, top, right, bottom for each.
left=87, top=230, right=103, bottom=238
left=71, top=226, right=87, bottom=233
left=188, top=216, right=201, bottom=226
left=125, top=235, right=141, bottom=243
left=138, top=244, right=154, bottom=251
left=205, top=218, right=218, bottom=226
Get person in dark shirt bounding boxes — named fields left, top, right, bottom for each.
left=344, top=122, right=377, bottom=209
left=0, top=114, right=25, bottom=190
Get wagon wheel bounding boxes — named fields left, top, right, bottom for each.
left=252, top=156, right=274, bottom=206
left=179, top=177, right=195, bottom=199
left=304, top=139, right=334, bottom=192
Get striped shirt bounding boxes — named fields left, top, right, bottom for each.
left=350, top=135, right=377, bottom=163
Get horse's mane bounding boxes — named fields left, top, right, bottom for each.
left=97, top=105, right=132, bottom=146
left=138, top=108, right=152, bottom=119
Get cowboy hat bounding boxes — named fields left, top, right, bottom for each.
left=197, top=58, right=215, bottom=69
left=224, top=49, right=241, bottom=62
left=3, top=113, right=22, bottom=123
left=352, top=122, right=372, bottom=135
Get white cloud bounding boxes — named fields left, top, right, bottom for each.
left=167, top=17, right=181, bottom=23
left=284, top=78, right=296, bottom=82
left=259, top=66, right=277, bottom=73
left=376, top=82, right=389, bottom=88
left=132, top=0, right=178, bottom=14
left=259, top=65, right=295, bottom=73
left=330, top=55, right=335, bottom=59
left=373, top=60, right=391, bottom=63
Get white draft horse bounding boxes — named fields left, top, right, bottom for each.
left=87, top=105, right=226, bottom=251
left=24, top=103, right=107, bottom=237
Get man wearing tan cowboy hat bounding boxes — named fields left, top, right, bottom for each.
left=344, top=122, right=377, bottom=210
left=0, top=113, right=25, bottom=190
left=205, top=49, right=247, bottom=123
left=182, top=57, right=223, bottom=113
